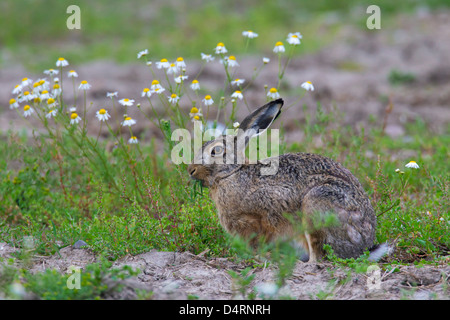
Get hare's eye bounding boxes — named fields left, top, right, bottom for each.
left=211, top=145, right=223, bottom=156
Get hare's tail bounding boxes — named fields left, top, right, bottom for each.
left=368, top=242, right=394, bottom=262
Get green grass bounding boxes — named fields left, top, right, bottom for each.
left=2, top=0, right=450, bottom=71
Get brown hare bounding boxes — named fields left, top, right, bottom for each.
left=188, top=98, right=388, bottom=262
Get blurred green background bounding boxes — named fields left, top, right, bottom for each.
left=1, top=0, right=449, bottom=71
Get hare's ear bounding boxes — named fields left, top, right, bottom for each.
left=238, top=98, right=283, bottom=143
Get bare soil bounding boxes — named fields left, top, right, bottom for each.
left=1, top=242, right=449, bottom=300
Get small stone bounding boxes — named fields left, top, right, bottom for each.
left=73, top=240, right=88, bottom=249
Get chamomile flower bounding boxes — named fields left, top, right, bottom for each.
left=22, top=78, right=33, bottom=87
left=128, top=136, right=139, bottom=144
left=12, top=84, right=22, bottom=95
left=167, top=63, right=179, bottom=75
left=38, top=79, right=50, bottom=90
left=174, top=75, right=188, bottom=84
left=191, top=115, right=202, bottom=123
left=287, top=32, right=302, bottom=45
left=267, top=87, right=280, bottom=99
left=263, top=57, right=270, bottom=64
left=214, top=42, right=228, bottom=54
left=152, top=87, right=165, bottom=95
left=121, top=116, right=136, bottom=127
left=151, top=80, right=163, bottom=90
left=231, top=78, right=245, bottom=86
left=201, top=53, right=215, bottom=62
left=78, top=80, right=91, bottom=90
left=70, top=112, right=81, bottom=124
left=46, top=109, right=57, bottom=119
left=22, top=91, right=33, bottom=102
left=405, top=161, right=420, bottom=169
left=233, top=122, right=240, bottom=128
left=190, top=79, right=200, bottom=91
left=222, top=55, right=239, bottom=67
left=156, top=58, right=170, bottom=69
left=107, top=92, right=118, bottom=98
left=168, top=93, right=180, bottom=104
left=137, top=49, right=148, bottom=59
left=242, top=30, right=258, bottom=39
left=96, top=108, right=111, bottom=121
left=141, top=88, right=151, bottom=98
left=52, top=83, right=62, bottom=96
left=68, top=70, right=78, bottom=78
left=118, top=98, right=135, bottom=107
left=301, top=81, right=314, bottom=91
left=23, top=105, right=34, bottom=117
left=44, top=69, right=59, bottom=76
left=56, top=57, right=69, bottom=67
left=176, top=57, right=186, bottom=68
left=32, top=81, right=42, bottom=93
left=231, top=90, right=243, bottom=100
left=189, top=107, right=202, bottom=118
left=9, top=98, right=19, bottom=109
left=203, top=95, right=214, bottom=106
left=47, top=98, right=57, bottom=108
left=273, top=41, right=285, bottom=53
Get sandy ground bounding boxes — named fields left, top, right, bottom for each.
left=0, top=11, right=449, bottom=300
left=0, top=242, right=449, bottom=300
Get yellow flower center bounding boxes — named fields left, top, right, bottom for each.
left=99, top=109, right=106, bottom=114
left=131, top=136, right=137, bottom=140
left=81, top=80, right=88, bottom=84
left=409, top=161, right=417, bottom=164
left=125, top=117, right=132, bottom=121
left=160, top=58, right=168, bottom=63
left=42, top=90, right=49, bottom=94
left=177, top=57, right=184, bottom=62
left=47, top=98, right=55, bottom=104
left=70, top=70, right=75, bottom=73
left=193, top=115, right=200, bottom=120
left=190, top=107, right=199, bottom=114
left=33, top=82, right=40, bottom=88
left=24, top=91, right=30, bottom=96
left=71, top=113, right=78, bottom=119
left=275, top=41, right=283, bottom=46
left=291, top=35, right=298, bottom=38
left=58, top=57, right=65, bottom=61
left=143, top=88, right=150, bottom=92
left=34, top=97, right=41, bottom=103
left=171, top=94, right=177, bottom=98
left=306, top=81, right=312, bottom=84
left=217, top=42, right=225, bottom=47
left=123, top=98, right=129, bottom=102
left=235, top=90, right=241, bottom=94
left=229, top=56, right=236, bottom=60
left=170, top=63, right=176, bottom=67
left=39, top=80, right=45, bottom=85
left=269, top=88, right=278, bottom=93
left=192, top=79, right=199, bottom=84
left=205, top=95, right=211, bottom=100
left=24, top=105, right=30, bottom=111
left=54, top=84, right=60, bottom=89
left=22, top=78, right=28, bottom=82
left=9, top=99, right=16, bottom=104
left=152, top=80, right=159, bottom=85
